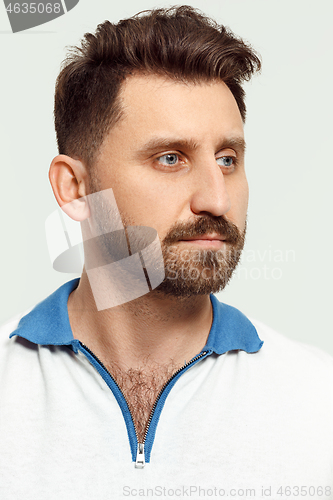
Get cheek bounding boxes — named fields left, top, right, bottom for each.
left=111, top=175, right=179, bottom=228
left=241, top=179, right=249, bottom=212
left=229, top=176, right=249, bottom=224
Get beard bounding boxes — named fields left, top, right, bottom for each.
left=86, top=179, right=246, bottom=300
left=153, top=215, right=246, bottom=298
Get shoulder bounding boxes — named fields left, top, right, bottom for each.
left=248, top=316, right=333, bottom=378
left=0, top=308, right=33, bottom=345
left=0, top=307, right=37, bottom=381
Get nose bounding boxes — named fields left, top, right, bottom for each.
left=190, top=159, right=231, bottom=217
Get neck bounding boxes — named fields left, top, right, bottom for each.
left=67, top=269, right=213, bottom=372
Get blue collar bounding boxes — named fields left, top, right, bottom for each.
left=10, top=278, right=263, bottom=355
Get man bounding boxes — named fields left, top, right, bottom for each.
left=0, top=5, right=332, bottom=499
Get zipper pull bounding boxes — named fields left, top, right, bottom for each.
left=135, top=443, right=145, bottom=469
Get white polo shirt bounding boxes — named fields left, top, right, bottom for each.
left=0, top=278, right=332, bottom=499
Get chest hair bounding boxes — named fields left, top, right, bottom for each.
left=105, top=361, right=182, bottom=443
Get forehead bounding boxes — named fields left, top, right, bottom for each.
left=103, top=73, right=244, bottom=153
left=123, top=73, right=242, bottom=119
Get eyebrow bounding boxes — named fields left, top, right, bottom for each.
left=136, top=136, right=246, bottom=158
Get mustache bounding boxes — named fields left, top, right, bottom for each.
left=162, top=216, right=244, bottom=246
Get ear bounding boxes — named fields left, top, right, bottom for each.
left=49, top=154, right=91, bottom=221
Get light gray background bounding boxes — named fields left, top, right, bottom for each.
left=1, top=0, right=332, bottom=353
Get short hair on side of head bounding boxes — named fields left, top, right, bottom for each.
left=54, top=5, right=261, bottom=169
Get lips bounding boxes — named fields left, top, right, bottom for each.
left=180, top=233, right=226, bottom=241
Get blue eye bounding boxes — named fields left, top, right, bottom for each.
left=158, top=154, right=179, bottom=166
left=216, top=156, right=235, bottom=167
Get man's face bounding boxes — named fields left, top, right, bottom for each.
left=89, top=73, right=248, bottom=297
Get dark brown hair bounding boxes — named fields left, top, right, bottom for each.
left=54, top=5, right=261, bottom=168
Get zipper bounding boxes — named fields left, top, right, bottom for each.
left=78, top=341, right=140, bottom=448
left=78, top=341, right=209, bottom=468
left=135, top=349, right=208, bottom=468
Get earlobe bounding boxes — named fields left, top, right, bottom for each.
left=49, top=154, right=91, bottom=221
left=61, top=196, right=90, bottom=222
